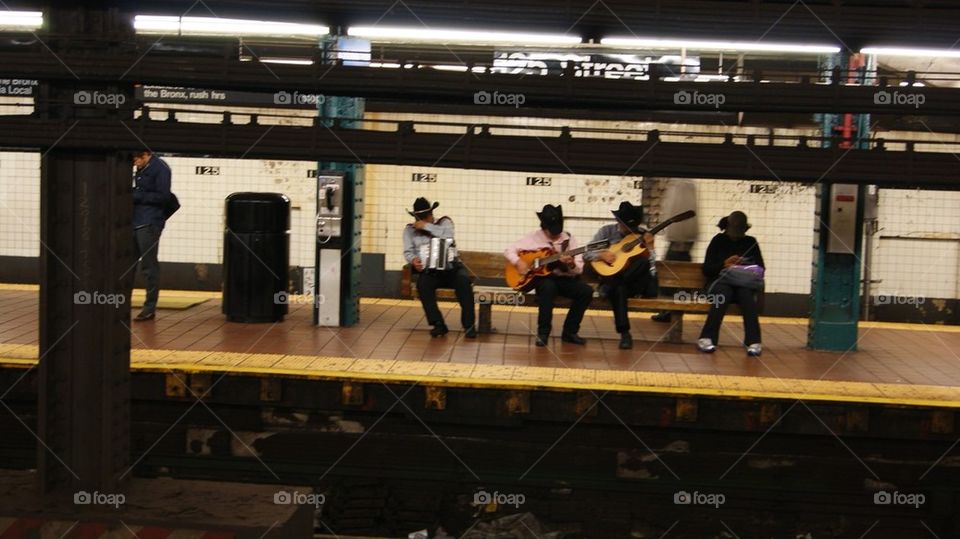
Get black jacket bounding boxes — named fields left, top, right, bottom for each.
left=702, top=233, right=765, bottom=282
left=133, top=157, right=172, bottom=229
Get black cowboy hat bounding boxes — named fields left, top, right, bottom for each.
left=718, top=210, right=751, bottom=239
left=408, top=197, right=439, bottom=217
left=611, top=201, right=644, bottom=231
left=537, top=204, right=564, bottom=235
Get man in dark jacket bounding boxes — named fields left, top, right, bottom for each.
left=697, top=211, right=765, bottom=356
left=132, top=150, right=172, bottom=321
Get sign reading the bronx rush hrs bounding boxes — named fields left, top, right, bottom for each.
left=491, top=52, right=701, bottom=80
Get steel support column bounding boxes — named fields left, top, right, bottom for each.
left=35, top=8, right=136, bottom=496
left=808, top=54, right=869, bottom=351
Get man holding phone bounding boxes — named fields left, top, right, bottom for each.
left=132, top=150, right=172, bottom=321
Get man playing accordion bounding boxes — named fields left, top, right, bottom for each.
left=403, top=197, right=477, bottom=338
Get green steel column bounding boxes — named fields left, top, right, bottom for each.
left=318, top=36, right=367, bottom=326
left=808, top=53, right=869, bottom=351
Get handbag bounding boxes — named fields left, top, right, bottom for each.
left=162, top=192, right=181, bottom=220
left=717, top=264, right=765, bottom=290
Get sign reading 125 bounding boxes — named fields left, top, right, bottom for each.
left=412, top=173, right=437, bottom=182
left=195, top=166, right=220, bottom=176
left=526, top=176, right=552, bottom=186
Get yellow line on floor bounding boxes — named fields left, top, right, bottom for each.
left=2, top=344, right=959, bottom=408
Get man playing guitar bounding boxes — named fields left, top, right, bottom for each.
left=504, top=204, right=592, bottom=347
left=584, top=201, right=657, bottom=350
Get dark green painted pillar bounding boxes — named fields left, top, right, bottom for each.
left=318, top=36, right=367, bottom=326
left=808, top=53, right=870, bottom=351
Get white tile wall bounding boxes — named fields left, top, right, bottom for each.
left=160, top=156, right=317, bottom=267
left=0, top=152, right=41, bottom=257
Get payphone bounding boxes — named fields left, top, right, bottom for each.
left=314, top=172, right=345, bottom=326
left=826, top=184, right=859, bottom=254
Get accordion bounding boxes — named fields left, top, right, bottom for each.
left=418, top=238, right=458, bottom=270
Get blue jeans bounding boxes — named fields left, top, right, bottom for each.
left=134, top=224, right=162, bottom=313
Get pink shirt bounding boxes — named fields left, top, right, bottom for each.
left=504, top=229, right=583, bottom=276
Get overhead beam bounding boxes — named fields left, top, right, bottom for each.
left=0, top=115, right=957, bottom=188
left=0, top=48, right=955, bottom=115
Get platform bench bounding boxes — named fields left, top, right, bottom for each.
left=400, top=253, right=759, bottom=342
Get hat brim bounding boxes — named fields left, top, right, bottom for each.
left=408, top=201, right=439, bottom=217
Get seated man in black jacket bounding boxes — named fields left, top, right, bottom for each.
left=697, top=211, right=765, bottom=357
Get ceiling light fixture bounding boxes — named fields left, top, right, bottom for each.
left=861, top=46, right=960, bottom=58
left=348, top=26, right=581, bottom=46
left=0, top=10, right=43, bottom=30
left=601, top=37, right=840, bottom=54
left=134, top=15, right=329, bottom=38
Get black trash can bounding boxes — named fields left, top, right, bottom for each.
left=222, top=193, right=290, bottom=323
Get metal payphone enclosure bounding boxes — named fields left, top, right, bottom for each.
left=315, top=172, right=346, bottom=326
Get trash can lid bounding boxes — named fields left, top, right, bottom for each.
left=225, top=192, right=290, bottom=232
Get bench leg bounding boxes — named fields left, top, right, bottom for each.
left=478, top=303, right=494, bottom=334
left=665, top=312, right=684, bottom=344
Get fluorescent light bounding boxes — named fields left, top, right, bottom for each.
left=430, top=64, right=488, bottom=73
left=261, top=58, right=315, bottom=65
left=348, top=26, right=580, bottom=46
left=861, top=46, right=960, bottom=58
left=602, top=37, right=840, bottom=54
left=134, top=15, right=328, bottom=38
left=0, top=10, right=43, bottom=30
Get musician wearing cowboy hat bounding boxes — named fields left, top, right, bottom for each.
left=504, top=204, right=592, bottom=347
left=583, top=201, right=657, bottom=349
left=403, top=197, right=476, bottom=338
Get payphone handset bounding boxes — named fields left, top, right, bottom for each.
left=316, top=174, right=344, bottom=244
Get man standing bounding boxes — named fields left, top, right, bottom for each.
left=584, top=201, right=657, bottom=349
left=132, top=150, right=172, bottom=322
left=652, top=179, right=699, bottom=323
left=403, top=197, right=477, bottom=338
left=505, top=204, right=592, bottom=347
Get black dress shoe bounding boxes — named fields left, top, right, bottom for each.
left=134, top=310, right=155, bottom=322
left=430, top=324, right=449, bottom=337
left=561, top=333, right=587, bottom=345
left=619, top=332, right=633, bottom=349
left=535, top=335, right=549, bottom=347
left=464, top=326, right=478, bottom=339
left=651, top=312, right=672, bottom=323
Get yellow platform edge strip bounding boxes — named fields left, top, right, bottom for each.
left=2, top=346, right=960, bottom=408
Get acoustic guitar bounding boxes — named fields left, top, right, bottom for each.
left=590, top=210, right=697, bottom=278
left=504, top=239, right=610, bottom=292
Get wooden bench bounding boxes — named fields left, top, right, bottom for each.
left=400, top=252, right=760, bottom=343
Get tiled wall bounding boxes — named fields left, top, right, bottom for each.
left=0, top=151, right=40, bottom=258
left=1, top=109, right=958, bottom=301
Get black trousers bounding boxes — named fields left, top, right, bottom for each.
left=534, top=275, right=593, bottom=337
left=416, top=266, right=475, bottom=330
left=133, top=224, right=162, bottom=313
left=600, top=257, right=655, bottom=333
left=699, top=281, right=761, bottom=346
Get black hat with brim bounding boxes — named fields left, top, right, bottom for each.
left=611, top=201, right=644, bottom=231
left=408, top=197, right=439, bottom=217
left=537, top=204, right=564, bottom=235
